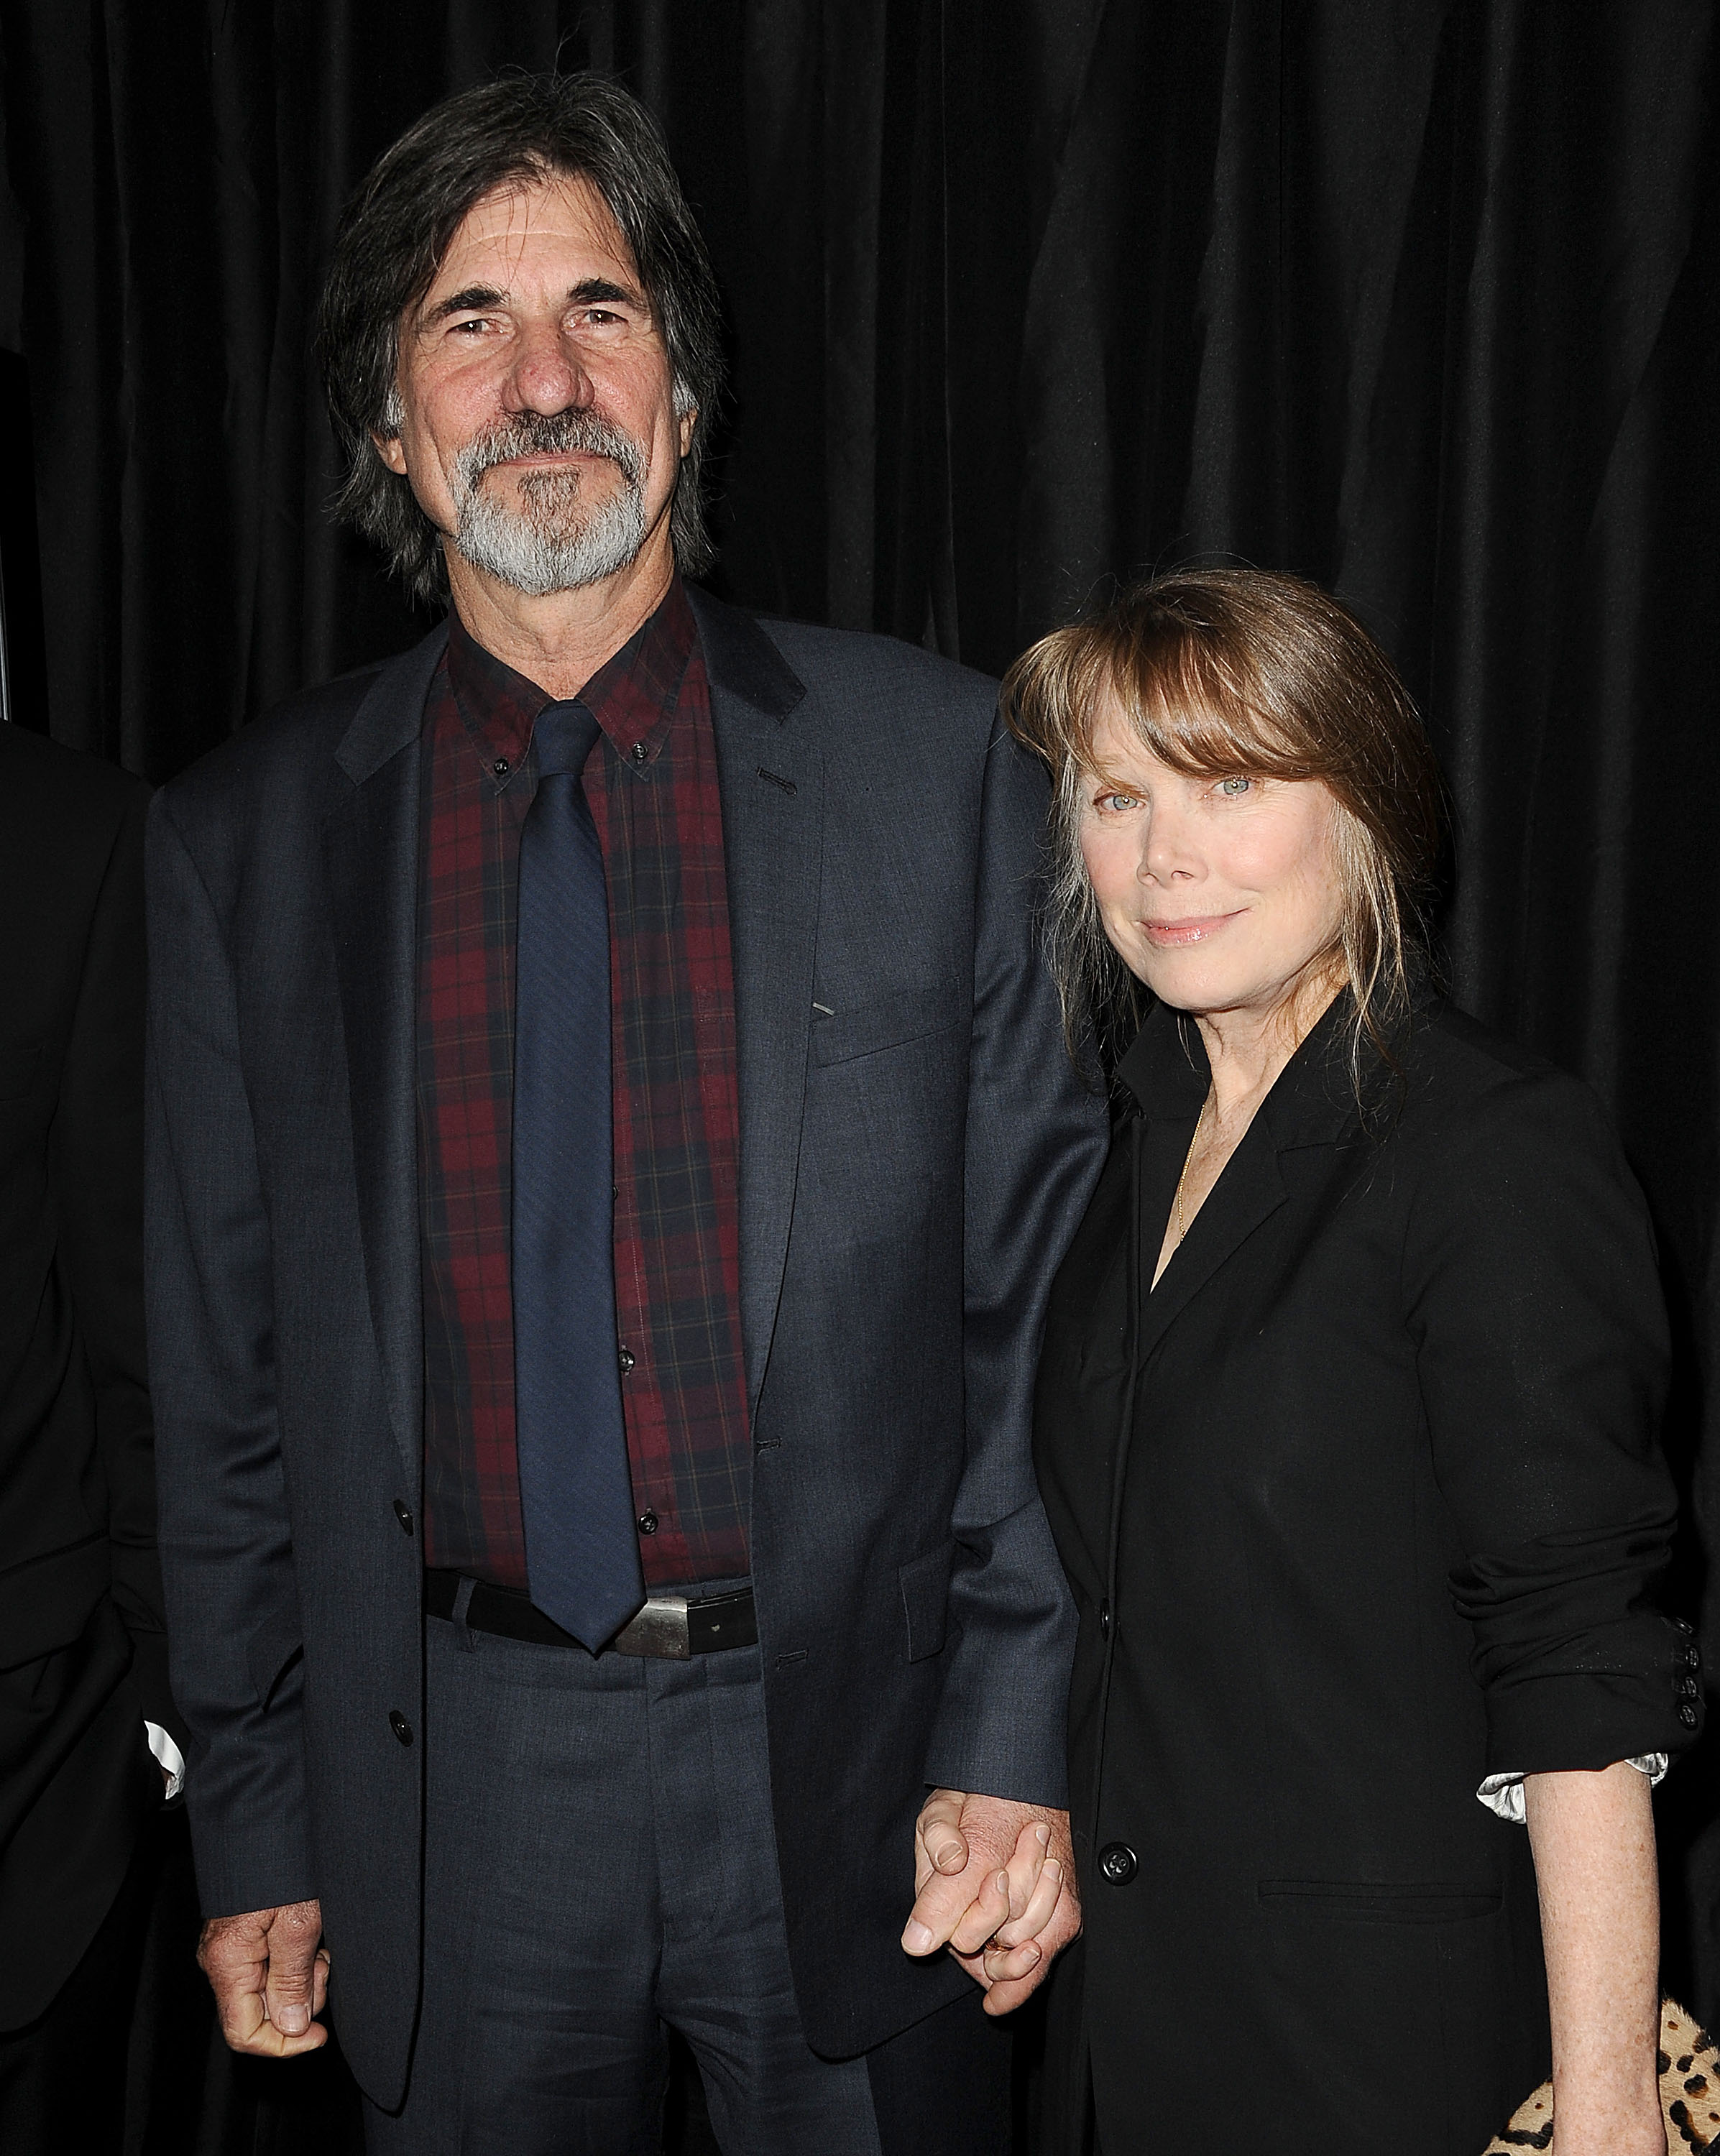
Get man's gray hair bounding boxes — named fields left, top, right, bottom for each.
left=316, top=72, right=725, bottom=604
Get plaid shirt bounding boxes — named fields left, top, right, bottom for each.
left=415, top=577, right=752, bottom=1590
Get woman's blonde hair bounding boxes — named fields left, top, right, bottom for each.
left=1001, top=567, right=1445, bottom=1082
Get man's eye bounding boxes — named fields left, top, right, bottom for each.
left=1216, top=775, right=1253, bottom=797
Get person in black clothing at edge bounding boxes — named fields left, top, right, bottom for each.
left=0, top=723, right=185, bottom=2152
left=1003, top=568, right=1703, bottom=2156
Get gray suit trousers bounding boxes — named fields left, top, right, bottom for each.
left=361, top=1603, right=1011, bottom=2155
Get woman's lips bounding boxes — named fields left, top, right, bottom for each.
left=1139, top=911, right=1243, bottom=947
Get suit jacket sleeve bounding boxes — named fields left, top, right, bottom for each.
left=146, top=791, right=312, bottom=1915
left=1403, top=1065, right=1701, bottom=1775
left=921, top=723, right=1108, bottom=1807
left=52, top=778, right=185, bottom=1744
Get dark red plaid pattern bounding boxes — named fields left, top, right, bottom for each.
left=415, top=578, right=752, bottom=1590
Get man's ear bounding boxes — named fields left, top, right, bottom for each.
left=372, top=430, right=409, bottom=477
left=678, top=407, right=696, bottom=460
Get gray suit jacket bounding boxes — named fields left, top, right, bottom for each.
left=145, top=587, right=1107, bottom=2101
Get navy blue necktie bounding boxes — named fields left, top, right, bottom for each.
left=512, top=701, right=645, bottom=1651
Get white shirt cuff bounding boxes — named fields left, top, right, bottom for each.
left=1476, top=1753, right=1667, bottom=1823
left=146, top=1720, right=185, bottom=1800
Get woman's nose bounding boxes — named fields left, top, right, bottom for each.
left=1139, top=808, right=1197, bottom=883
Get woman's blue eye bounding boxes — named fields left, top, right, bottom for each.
left=1217, top=775, right=1252, bottom=797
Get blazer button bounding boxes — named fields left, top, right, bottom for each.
left=393, top=1501, right=414, bottom=1537
left=1680, top=1703, right=1700, bottom=1728
left=1098, top=1599, right=1112, bottom=1639
left=1685, top=1645, right=1702, bottom=1670
left=1098, top=1841, right=1137, bottom=1885
left=389, top=1710, right=413, bottom=1746
left=1679, top=1675, right=1700, bottom=1699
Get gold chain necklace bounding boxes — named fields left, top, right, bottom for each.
left=1170, top=1089, right=1217, bottom=1243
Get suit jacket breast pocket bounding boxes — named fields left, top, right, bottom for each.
left=811, top=980, right=961, bottom=1067
left=900, top=1538, right=957, bottom=1662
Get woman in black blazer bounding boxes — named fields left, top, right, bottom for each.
left=1000, top=570, right=1701, bottom=2156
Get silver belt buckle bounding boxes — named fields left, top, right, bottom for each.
left=612, top=1595, right=690, bottom=1659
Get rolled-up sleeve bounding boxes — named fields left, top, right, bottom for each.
left=1403, top=1067, right=1703, bottom=1777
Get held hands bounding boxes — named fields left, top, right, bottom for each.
left=901, top=1790, right=1080, bottom=2014
left=198, top=1899, right=329, bottom=2057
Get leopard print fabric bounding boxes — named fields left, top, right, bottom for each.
left=1483, top=2001, right=1719, bottom=2153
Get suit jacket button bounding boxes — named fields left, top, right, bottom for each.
left=389, top=1710, right=413, bottom=1746
left=393, top=1501, right=414, bottom=1537
left=1098, top=1841, right=1136, bottom=1885
left=1098, top=1599, right=1112, bottom=1639
left=1679, top=1703, right=1700, bottom=1728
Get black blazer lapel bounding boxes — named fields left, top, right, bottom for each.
left=323, top=623, right=448, bottom=1493
left=1123, top=997, right=1361, bottom=1368
left=1135, top=1120, right=1289, bottom=1366
left=686, top=586, right=821, bottom=1413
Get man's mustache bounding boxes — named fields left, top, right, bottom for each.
left=455, top=409, right=646, bottom=494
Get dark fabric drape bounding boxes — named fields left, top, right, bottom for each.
left=2, top=0, right=1716, bottom=2145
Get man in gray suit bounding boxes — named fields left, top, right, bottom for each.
left=147, top=73, right=1104, bottom=2153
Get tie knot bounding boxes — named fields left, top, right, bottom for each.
left=533, top=701, right=603, bottom=778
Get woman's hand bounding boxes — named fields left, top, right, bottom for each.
left=1523, top=1761, right=1667, bottom=2156
left=902, top=1789, right=1082, bottom=2014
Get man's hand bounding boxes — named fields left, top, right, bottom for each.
left=198, top=1900, right=329, bottom=2057
left=901, top=1790, right=1080, bottom=2015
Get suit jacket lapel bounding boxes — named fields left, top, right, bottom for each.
left=686, top=586, right=820, bottom=1411
left=1122, top=998, right=1359, bottom=1368
left=323, top=622, right=448, bottom=1493
left=1134, top=1119, right=1289, bottom=1365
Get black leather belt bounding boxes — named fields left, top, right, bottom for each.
left=423, top=1570, right=757, bottom=1659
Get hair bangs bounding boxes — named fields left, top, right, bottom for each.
left=1002, top=566, right=1446, bottom=1092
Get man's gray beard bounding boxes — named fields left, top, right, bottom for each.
left=448, top=415, right=650, bottom=596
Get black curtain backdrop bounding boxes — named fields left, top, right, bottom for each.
left=2, top=1, right=1716, bottom=2147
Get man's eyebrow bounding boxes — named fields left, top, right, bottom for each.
left=420, top=276, right=645, bottom=326
left=422, top=285, right=506, bottom=323
left=569, top=277, right=643, bottom=308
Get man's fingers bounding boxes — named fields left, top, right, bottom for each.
left=915, top=1789, right=970, bottom=1881
left=198, top=1902, right=328, bottom=2058
left=208, top=1972, right=327, bottom=2058
left=262, top=1904, right=325, bottom=2038
left=902, top=1866, right=968, bottom=1954
left=903, top=1859, right=1008, bottom=1958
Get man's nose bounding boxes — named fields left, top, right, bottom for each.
left=505, top=323, right=594, bottom=417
